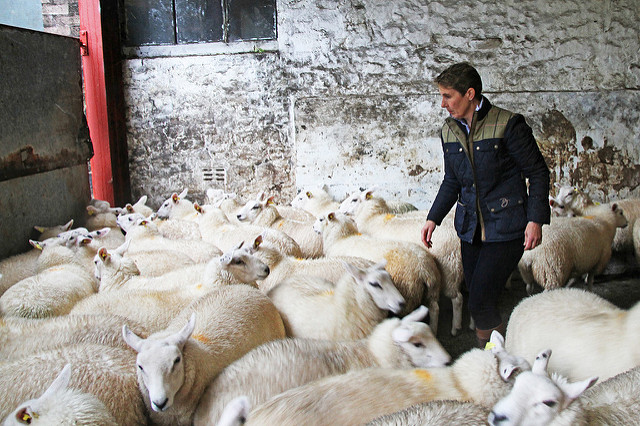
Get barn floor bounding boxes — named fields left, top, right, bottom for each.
left=434, top=252, right=640, bottom=360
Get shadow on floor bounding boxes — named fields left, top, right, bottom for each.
left=434, top=252, right=640, bottom=360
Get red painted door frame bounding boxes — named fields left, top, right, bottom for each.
left=78, top=0, right=130, bottom=206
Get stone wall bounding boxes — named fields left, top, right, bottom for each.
left=122, top=0, right=639, bottom=209
left=41, top=0, right=79, bottom=37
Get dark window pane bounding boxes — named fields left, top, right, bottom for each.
left=176, top=0, right=223, bottom=43
left=123, top=0, right=175, bottom=46
left=228, top=0, right=276, bottom=42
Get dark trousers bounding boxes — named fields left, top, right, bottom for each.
left=461, top=229, right=524, bottom=330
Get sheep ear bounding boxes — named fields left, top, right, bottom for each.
left=169, top=313, right=196, bottom=348
left=253, top=234, right=263, bottom=249
left=122, top=325, right=145, bottom=352
left=343, top=262, right=365, bottom=281
left=171, top=192, right=180, bottom=203
left=178, top=188, right=188, bottom=199
left=328, top=212, right=336, bottom=221
left=549, top=198, right=556, bottom=207
left=559, top=376, right=598, bottom=406
left=79, top=236, right=93, bottom=246
left=487, top=330, right=505, bottom=352
left=29, top=240, right=44, bottom=250
left=91, top=227, right=111, bottom=238
left=99, top=247, right=110, bottom=262
left=257, top=191, right=266, bottom=202
left=86, top=205, right=98, bottom=215
left=391, top=326, right=413, bottom=343
left=373, top=259, right=388, bottom=270
left=305, top=191, right=313, bottom=198
left=62, top=219, right=74, bottom=231
left=194, top=202, right=203, bottom=213
left=41, top=364, right=72, bottom=401
left=126, top=203, right=135, bottom=213
left=266, top=196, right=276, bottom=206
left=532, top=349, right=552, bottom=375
left=402, top=305, right=428, bottom=323
left=365, top=190, right=374, bottom=200
left=114, top=240, right=130, bottom=256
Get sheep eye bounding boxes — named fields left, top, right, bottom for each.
left=234, top=259, right=245, bottom=265
left=368, top=281, right=382, bottom=289
left=138, top=365, right=144, bottom=372
left=174, top=357, right=181, bottom=365
left=412, top=342, right=424, bottom=348
left=542, top=400, right=557, bottom=408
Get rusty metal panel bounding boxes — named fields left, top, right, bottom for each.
left=0, top=24, right=92, bottom=181
left=0, top=25, right=91, bottom=259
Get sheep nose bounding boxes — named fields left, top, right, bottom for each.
left=397, top=301, right=406, bottom=312
left=488, top=412, right=507, bottom=425
left=153, top=398, right=169, bottom=411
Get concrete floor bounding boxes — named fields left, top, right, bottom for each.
left=434, top=252, right=640, bottom=360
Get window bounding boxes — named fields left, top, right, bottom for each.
left=121, top=0, right=277, bottom=47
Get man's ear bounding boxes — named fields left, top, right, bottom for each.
left=466, top=87, right=475, bottom=101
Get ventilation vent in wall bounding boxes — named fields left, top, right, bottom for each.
left=203, top=167, right=227, bottom=186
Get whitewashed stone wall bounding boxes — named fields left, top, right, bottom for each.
left=123, top=0, right=640, bottom=209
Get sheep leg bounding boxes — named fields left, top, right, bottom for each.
left=427, top=299, right=439, bottom=335
left=585, top=272, right=595, bottom=291
left=469, top=316, right=475, bottom=331
left=450, top=292, right=463, bottom=336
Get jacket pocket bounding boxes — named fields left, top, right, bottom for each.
left=454, top=201, right=468, bottom=235
left=486, top=195, right=526, bottom=234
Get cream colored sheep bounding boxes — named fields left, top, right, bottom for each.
left=0, top=314, right=149, bottom=361
left=193, top=305, right=449, bottom=425
left=341, top=189, right=465, bottom=335
left=610, top=198, right=640, bottom=253
left=269, top=260, right=405, bottom=339
left=314, top=211, right=441, bottom=329
left=549, top=184, right=595, bottom=218
left=488, top=349, right=599, bottom=426
left=193, top=203, right=303, bottom=258
left=2, top=364, right=118, bottom=426
left=366, top=400, right=490, bottom=426
left=505, top=287, right=640, bottom=382
left=124, top=217, right=220, bottom=264
left=94, top=241, right=269, bottom=292
left=123, top=285, right=286, bottom=426
left=205, top=188, right=244, bottom=224
left=249, top=234, right=373, bottom=293
left=0, top=344, right=146, bottom=425
left=238, top=346, right=522, bottom=425
left=290, top=184, right=340, bottom=216
left=517, top=203, right=627, bottom=294
left=340, top=187, right=418, bottom=215
left=236, top=193, right=323, bottom=258
left=0, top=243, right=97, bottom=318
left=122, top=194, right=154, bottom=218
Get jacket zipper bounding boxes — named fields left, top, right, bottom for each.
left=468, top=111, right=486, bottom=241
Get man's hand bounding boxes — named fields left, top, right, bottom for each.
left=524, top=221, right=543, bottom=250
left=421, top=220, right=437, bottom=249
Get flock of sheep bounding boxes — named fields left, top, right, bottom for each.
left=0, top=183, right=639, bottom=425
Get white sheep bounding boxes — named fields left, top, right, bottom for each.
left=123, top=217, right=221, bottom=264
left=245, top=191, right=316, bottom=222
left=236, top=193, right=323, bottom=258
left=549, top=183, right=595, bottom=217
left=366, top=400, right=490, bottom=426
left=249, top=234, right=373, bottom=293
left=0, top=344, right=146, bottom=425
left=193, top=305, right=449, bottom=425
left=340, top=187, right=419, bottom=215
left=268, top=260, right=405, bottom=340
left=0, top=242, right=97, bottom=318
left=505, top=287, right=640, bottom=382
left=290, top=184, right=340, bottom=216
left=0, top=313, right=149, bottom=361
left=517, top=203, right=628, bottom=294
left=2, top=364, right=118, bottom=426
left=156, top=188, right=197, bottom=220
left=205, top=188, right=244, bottom=224
left=340, top=189, right=465, bottom=335
left=153, top=189, right=204, bottom=240
left=122, top=194, right=155, bottom=218
left=488, top=349, right=598, bottom=426
left=93, top=241, right=269, bottom=292
left=236, top=342, right=524, bottom=425
left=122, top=284, right=286, bottom=426
left=314, top=211, right=441, bottom=329
left=193, top=203, right=304, bottom=258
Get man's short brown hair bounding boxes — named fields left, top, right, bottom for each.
left=435, top=62, right=483, bottom=100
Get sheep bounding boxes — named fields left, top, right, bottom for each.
left=205, top=188, right=244, bottom=224
left=156, top=188, right=197, bottom=221
left=235, top=342, right=525, bottom=425
left=486, top=365, right=640, bottom=426
left=268, top=260, right=405, bottom=340
left=340, top=187, right=419, bottom=215
left=366, top=400, right=490, bottom=426
left=290, top=184, right=340, bottom=216
left=339, top=189, right=465, bottom=335
left=610, top=198, right=640, bottom=254
left=33, top=218, right=75, bottom=240
left=0, top=344, right=147, bottom=425
left=314, top=211, right=441, bottom=329
left=505, top=287, right=640, bottom=382
left=236, top=193, right=323, bottom=258
left=0, top=236, right=67, bottom=297
left=123, top=217, right=221, bottom=264
left=122, top=284, right=286, bottom=426
left=93, top=241, right=269, bottom=292
left=549, top=183, right=595, bottom=217
left=193, top=305, right=450, bottom=425
left=122, top=194, right=155, bottom=218
left=0, top=314, right=149, bottom=361
left=0, top=242, right=97, bottom=318
left=193, top=203, right=304, bottom=258
left=249, top=234, right=374, bottom=293
left=244, top=191, right=316, bottom=222
left=2, top=364, right=118, bottom=426
left=517, top=203, right=628, bottom=294
left=153, top=189, right=204, bottom=240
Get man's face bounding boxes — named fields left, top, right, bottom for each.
left=438, top=85, right=475, bottom=122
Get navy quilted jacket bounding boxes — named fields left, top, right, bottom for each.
left=427, top=97, right=550, bottom=243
